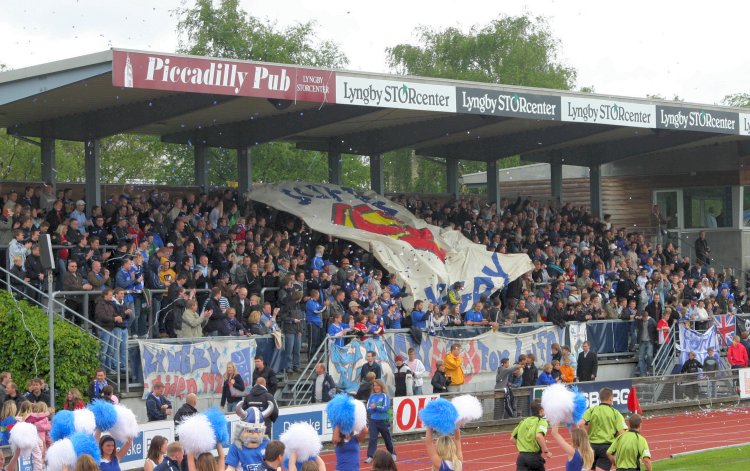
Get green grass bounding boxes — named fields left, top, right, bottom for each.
left=653, top=445, right=750, bottom=470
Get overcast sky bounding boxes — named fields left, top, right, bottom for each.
left=0, top=0, right=746, bottom=106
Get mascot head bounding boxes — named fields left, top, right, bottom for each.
left=234, top=403, right=274, bottom=448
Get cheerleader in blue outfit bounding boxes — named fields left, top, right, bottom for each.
left=425, top=427, right=463, bottom=471
left=333, top=424, right=369, bottom=471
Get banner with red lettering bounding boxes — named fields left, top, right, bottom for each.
left=392, top=394, right=441, bottom=434
left=112, top=49, right=335, bottom=103
left=139, top=338, right=256, bottom=400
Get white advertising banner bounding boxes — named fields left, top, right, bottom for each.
left=247, top=182, right=533, bottom=312
left=561, top=96, right=656, bottom=128
left=740, top=113, right=750, bottom=136
left=336, top=74, right=456, bottom=112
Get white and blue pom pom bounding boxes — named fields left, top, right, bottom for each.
left=541, top=383, right=575, bottom=426
left=109, top=405, right=139, bottom=443
left=326, top=394, right=355, bottom=435
left=280, top=422, right=322, bottom=462
left=70, top=432, right=101, bottom=463
left=9, top=422, right=38, bottom=458
left=50, top=410, right=76, bottom=441
left=353, top=399, right=367, bottom=433
left=73, top=408, right=97, bottom=435
left=204, top=407, right=229, bottom=444
left=88, top=399, right=118, bottom=431
left=451, top=395, right=483, bottom=426
left=46, top=438, right=76, bottom=471
left=176, top=413, right=214, bottom=455
left=419, top=398, right=458, bottom=436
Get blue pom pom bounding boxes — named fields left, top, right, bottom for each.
left=203, top=407, right=229, bottom=444
left=50, top=410, right=76, bottom=441
left=88, top=400, right=118, bottom=431
left=571, top=389, right=588, bottom=425
left=70, top=432, right=101, bottom=463
left=419, top=398, right=458, bottom=436
left=326, top=394, right=355, bottom=435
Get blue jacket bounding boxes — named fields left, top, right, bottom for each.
left=115, top=267, right=136, bottom=303
left=536, top=371, right=557, bottom=386
left=411, top=309, right=428, bottom=329
left=367, top=392, right=390, bottom=421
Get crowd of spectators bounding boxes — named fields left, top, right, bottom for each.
left=2, top=185, right=748, bottom=380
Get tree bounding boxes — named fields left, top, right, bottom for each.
left=387, top=14, right=576, bottom=89
left=722, top=93, right=750, bottom=108
left=172, top=0, right=366, bottom=188
left=384, top=14, right=578, bottom=193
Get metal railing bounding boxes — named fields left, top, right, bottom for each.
left=652, top=322, right=677, bottom=376
left=289, top=334, right=331, bottom=405
left=0, top=265, right=124, bottom=398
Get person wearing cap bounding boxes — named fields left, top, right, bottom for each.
left=346, top=299, right=360, bottom=324
left=70, top=200, right=88, bottom=235
left=393, top=355, right=413, bottom=397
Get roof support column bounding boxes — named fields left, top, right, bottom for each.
left=328, top=141, right=342, bottom=185
left=370, top=153, right=384, bottom=194
left=84, top=138, right=101, bottom=212
left=237, top=146, right=253, bottom=197
left=194, top=145, right=209, bottom=194
left=486, top=159, right=500, bottom=205
left=41, top=135, right=56, bottom=191
left=589, top=163, right=602, bottom=218
left=447, top=158, right=459, bottom=199
left=551, top=161, right=562, bottom=204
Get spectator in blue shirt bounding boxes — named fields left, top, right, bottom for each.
left=411, top=300, right=429, bottom=329
left=327, top=313, right=350, bottom=348
left=385, top=304, right=402, bottom=329
left=536, top=363, right=558, bottom=385
left=305, top=289, right=327, bottom=355
left=464, top=302, right=487, bottom=326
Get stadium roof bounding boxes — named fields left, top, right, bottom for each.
left=2, top=48, right=750, bottom=168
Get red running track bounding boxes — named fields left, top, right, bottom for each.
left=320, top=406, right=750, bottom=470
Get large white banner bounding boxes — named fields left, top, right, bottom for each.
left=139, top=338, right=256, bottom=400
left=247, top=182, right=533, bottom=312
left=336, top=74, right=456, bottom=112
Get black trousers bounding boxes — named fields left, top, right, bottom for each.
left=516, top=452, right=545, bottom=471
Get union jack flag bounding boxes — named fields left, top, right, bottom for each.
left=714, top=314, right=736, bottom=347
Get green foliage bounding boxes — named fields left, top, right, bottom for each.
left=0, top=291, right=99, bottom=407
left=172, top=0, right=365, bottom=187
left=383, top=14, right=575, bottom=193
left=174, top=0, right=347, bottom=68
left=722, top=93, right=750, bottom=108
left=386, top=14, right=576, bottom=89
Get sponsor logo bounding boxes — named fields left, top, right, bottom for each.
left=562, top=97, right=655, bottom=128
left=331, top=203, right=446, bottom=261
left=657, top=106, right=738, bottom=134
left=336, top=75, right=455, bottom=112
left=458, top=88, right=559, bottom=119
left=741, top=114, right=750, bottom=136
left=112, top=50, right=334, bottom=102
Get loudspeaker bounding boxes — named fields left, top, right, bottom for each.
left=39, top=234, right=55, bottom=271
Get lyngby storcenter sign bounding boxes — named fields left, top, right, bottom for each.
left=656, top=105, right=738, bottom=134
left=561, top=97, right=655, bottom=128
left=456, top=87, right=560, bottom=120
left=335, top=75, right=455, bottom=112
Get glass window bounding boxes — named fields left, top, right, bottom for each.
left=682, top=187, right=732, bottom=229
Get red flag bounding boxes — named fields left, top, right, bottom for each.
left=627, top=386, right=642, bottom=415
